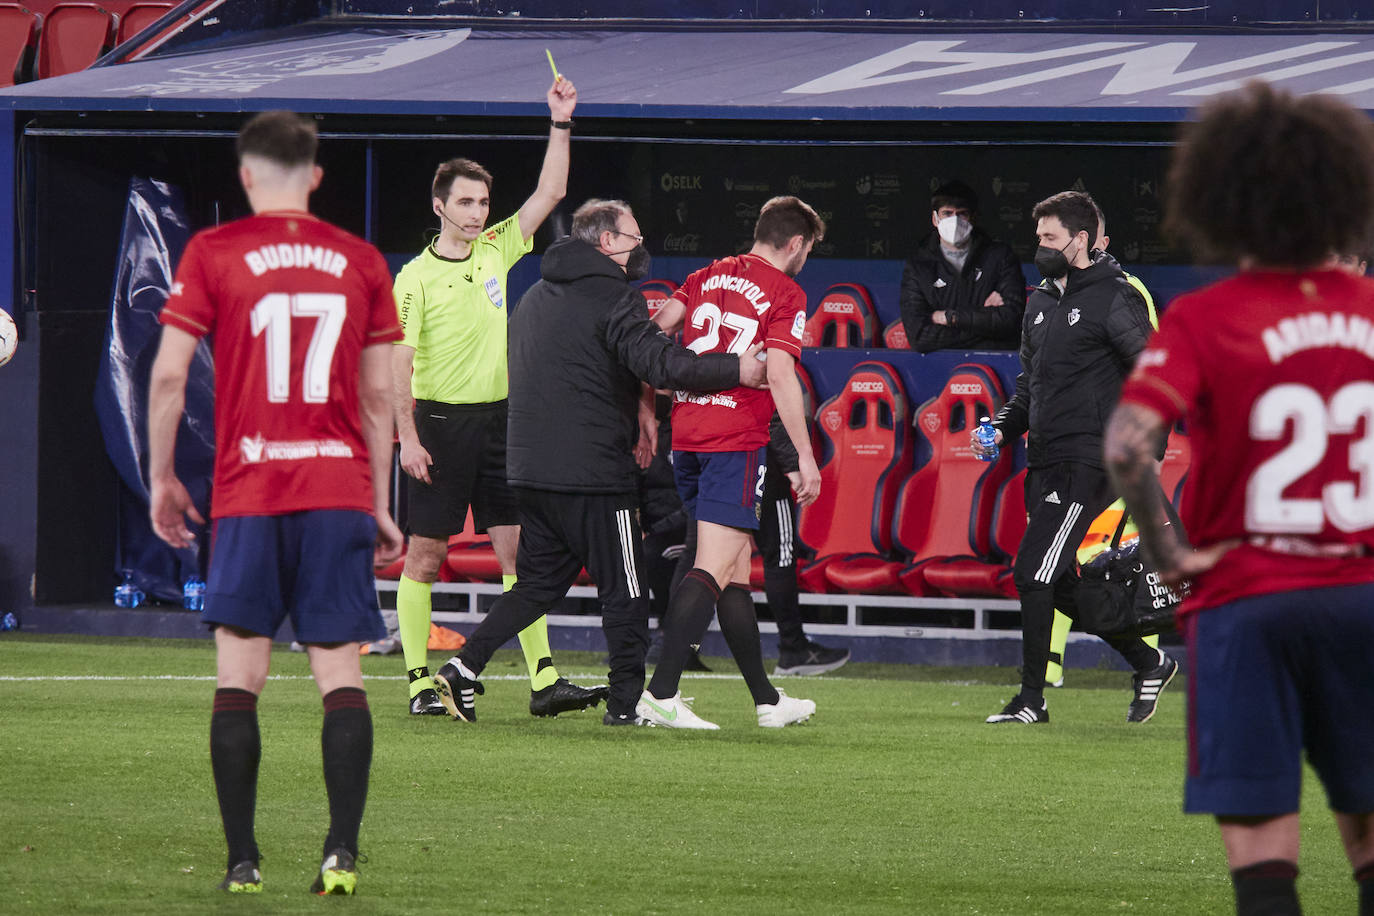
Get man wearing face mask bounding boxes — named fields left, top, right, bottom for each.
left=430, top=199, right=769, bottom=726
left=899, top=180, right=1026, bottom=352
left=390, top=76, right=607, bottom=722
left=973, top=190, right=1176, bottom=726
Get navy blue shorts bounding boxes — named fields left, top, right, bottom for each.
left=673, top=448, right=766, bottom=531
left=204, top=510, right=386, bottom=645
left=1184, top=582, right=1374, bottom=816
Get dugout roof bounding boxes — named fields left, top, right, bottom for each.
left=4, top=24, right=1374, bottom=120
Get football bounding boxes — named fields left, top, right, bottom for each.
left=0, top=309, right=16, bottom=368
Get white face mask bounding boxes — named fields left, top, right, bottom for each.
left=938, top=214, right=972, bottom=247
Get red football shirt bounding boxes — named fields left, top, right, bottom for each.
left=160, top=211, right=403, bottom=518
left=670, top=254, right=806, bottom=452
left=1119, top=268, right=1374, bottom=614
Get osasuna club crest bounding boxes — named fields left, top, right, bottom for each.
left=921, top=411, right=941, bottom=435
left=1067, top=307, right=1081, bottom=326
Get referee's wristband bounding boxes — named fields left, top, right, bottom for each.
left=552, top=119, right=574, bottom=130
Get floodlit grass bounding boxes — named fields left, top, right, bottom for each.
left=0, top=634, right=1356, bottom=914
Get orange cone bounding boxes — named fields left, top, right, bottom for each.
left=427, top=623, right=467, bottom=651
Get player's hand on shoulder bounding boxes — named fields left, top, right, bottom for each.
left=399, top=439, right=434, bottom=484
left=548, top=76, right=577, bottom=120
left=149, top=475, right=204, bottom=549
left=738, top=343, right=768, bottom=388
left=373, top=513, right=405, bottom=566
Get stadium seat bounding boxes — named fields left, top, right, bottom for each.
left=36, top=2, right=116, bottom=79
left=637, top=278, right=677, bottom=319
left=116, top=2, right=172, bottom=44
left=796, top=360, right=911, bottom=592
left=920, top=469, right=1025, bottom=599
left=0, top=5, right=40, bottom=87
left=882, top=318, right=909, bottom=349
left=442, top=510, right=502, bottom=582
left=826, top=363, right=1012, bottom=595
left=801, top=282, right=878, bottom=348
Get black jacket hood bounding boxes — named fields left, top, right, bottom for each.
left=539, top=237, right=627, bottom=285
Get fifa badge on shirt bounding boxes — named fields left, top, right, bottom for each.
left=1067, top=308, right=1081, bottom=326
left=484, top=275, right=504, bottom=310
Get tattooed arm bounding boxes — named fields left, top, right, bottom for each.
left=1104, top=401, right=1234, bottom=589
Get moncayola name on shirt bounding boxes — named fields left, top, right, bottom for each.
left=700, top=273, right=771, bottom=314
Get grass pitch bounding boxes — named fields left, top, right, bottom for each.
left=0, top=634, right=1356, bottom=914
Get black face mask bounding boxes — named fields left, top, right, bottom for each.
left=1034, top=239, right=1076, bottom=281
left=623, top=245, right=651, bottom=281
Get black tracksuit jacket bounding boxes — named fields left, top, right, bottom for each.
left=899, top=228, right=1027, bottom=352
left=993, top=252, right=1153, bottom=469
left=506, top=237, right=739, bottom=494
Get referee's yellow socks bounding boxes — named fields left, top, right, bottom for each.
left=508, top=573, right=559, bottom=691
left=396, top=576, right=433, bottom=699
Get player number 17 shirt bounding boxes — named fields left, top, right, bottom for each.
left=160, top=211, right=403, bottom=518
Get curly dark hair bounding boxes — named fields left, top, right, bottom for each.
left=1164, top=81, right=1374, bottom=268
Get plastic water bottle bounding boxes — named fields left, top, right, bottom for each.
left=114, top=571, right=145, bottom=608
left=975, top=416, right=999, bottom=462
left=1, top=612, right=17, bottom=631
left=183, top=576, right=206, bottom=612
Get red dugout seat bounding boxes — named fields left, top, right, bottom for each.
left=115, top=1, right=170, bottom=44
left=796, top=361, right=911, bottom=592
left=826, top=363, right=1012, bottom=594
left=37, top=2, right=116, bottom=79
left=920, top=468, right=1025, bottom=599
left=882, top=318, right=909, bottom=349
left=801, top=283, right=878, bottom=348
left=0, top=5, right=40, bottom=86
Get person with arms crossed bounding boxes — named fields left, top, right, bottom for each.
left=392, top=74, right=605, bottom=719
left=148, top=110, right=404, bottom=896
left=639, top=195, right=824, bottom=729
left=974, top=190, right=1177, bottom=725
left=1105, top=81, right=1374, bottom=916
left=899, top=179, right=1025, bottom=353
left=430, top=199, right=768, bottom=725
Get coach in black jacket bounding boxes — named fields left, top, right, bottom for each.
left=435, top=199, right=764, bottom=725
left=899, top=180, right=1025, bottom=352
left=976, top=191, right=1174, bottom=726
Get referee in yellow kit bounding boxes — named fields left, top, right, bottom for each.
left=391, top=73, right=606, bottom=719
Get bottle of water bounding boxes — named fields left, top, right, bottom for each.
left=975, top=416, right=999, bottom=463
left=114, top=571, right=145, bottom=609
left=183, top=576, right=206, bottom=612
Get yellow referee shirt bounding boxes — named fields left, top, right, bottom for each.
left=394, top=213, right=533, bottom=404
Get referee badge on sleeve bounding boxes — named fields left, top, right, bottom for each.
left=484, top=275, right=504, bottom=310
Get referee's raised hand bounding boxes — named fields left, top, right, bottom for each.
left=548, top=74, right=576, bottom=121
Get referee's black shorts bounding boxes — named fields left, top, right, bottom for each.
left=406, top=399, right=520, bottom=539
